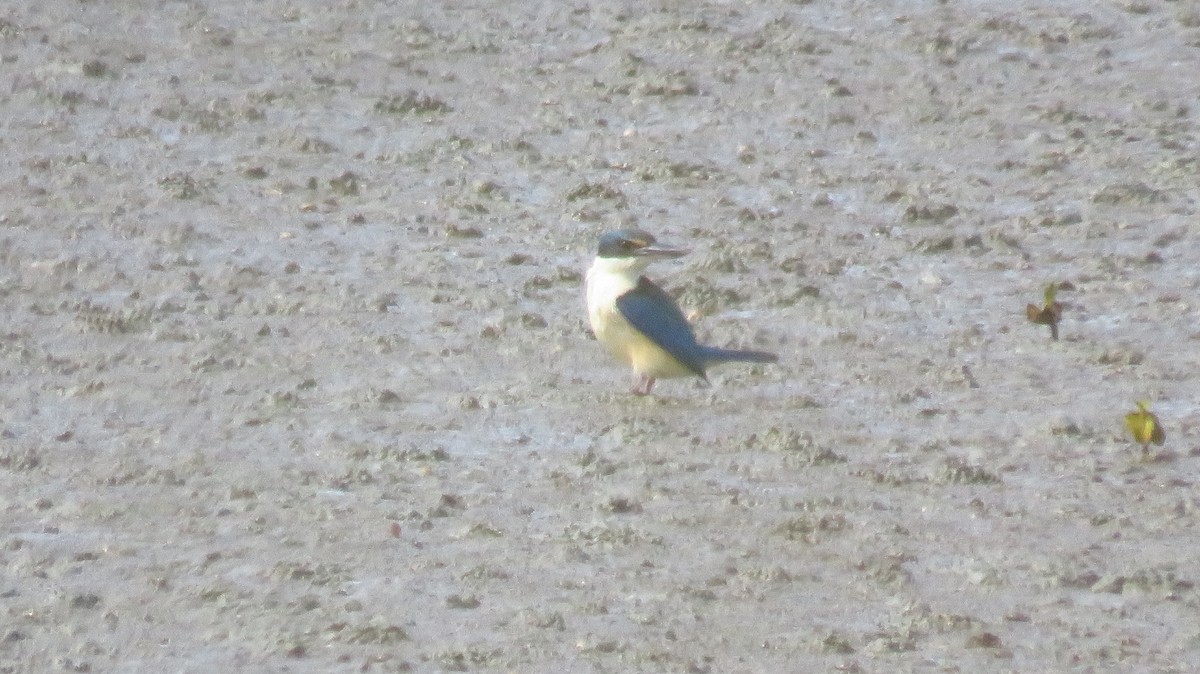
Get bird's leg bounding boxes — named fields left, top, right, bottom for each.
left=631, top=374, right=656, bottom=395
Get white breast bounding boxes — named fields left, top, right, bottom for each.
left=585, top=256, right=696, bottom=378
left=586, top=256, right=638, bottom=321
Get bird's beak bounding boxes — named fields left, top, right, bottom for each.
left=636, top=243, right=689, bottom=259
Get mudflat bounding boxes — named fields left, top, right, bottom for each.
left=2, top=2, right=1198, bottom=671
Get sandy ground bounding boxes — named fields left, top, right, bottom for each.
left=2, top=1, right=1200, bottom=672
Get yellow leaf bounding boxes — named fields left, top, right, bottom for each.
left=1026, top=283, right=1063, bottom=340
left=1124, top=401, right=1165, bottom=449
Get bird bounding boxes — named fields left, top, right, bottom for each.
left=585, top=228, right=777, bottom=395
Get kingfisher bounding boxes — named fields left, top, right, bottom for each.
left=585, top=228, right=777, bottom=395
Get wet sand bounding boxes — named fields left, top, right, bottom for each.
left=2, top=1, right=1199, bottom=671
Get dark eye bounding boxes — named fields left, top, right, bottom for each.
left=620, top=240, right=637, bottom=250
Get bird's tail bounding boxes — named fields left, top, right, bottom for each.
left=700, top=346, right=778, bottom=364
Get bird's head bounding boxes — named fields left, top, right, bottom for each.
left=595, top=229, right=688, bottom=273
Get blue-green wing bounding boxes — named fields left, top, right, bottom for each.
left=615, top=277, right=706, bottom=377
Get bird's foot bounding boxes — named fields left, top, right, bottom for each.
left=631, top=375, right=656, bottom=395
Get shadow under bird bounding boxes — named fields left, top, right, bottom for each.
left=585, top=228, right=777, bottom=395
